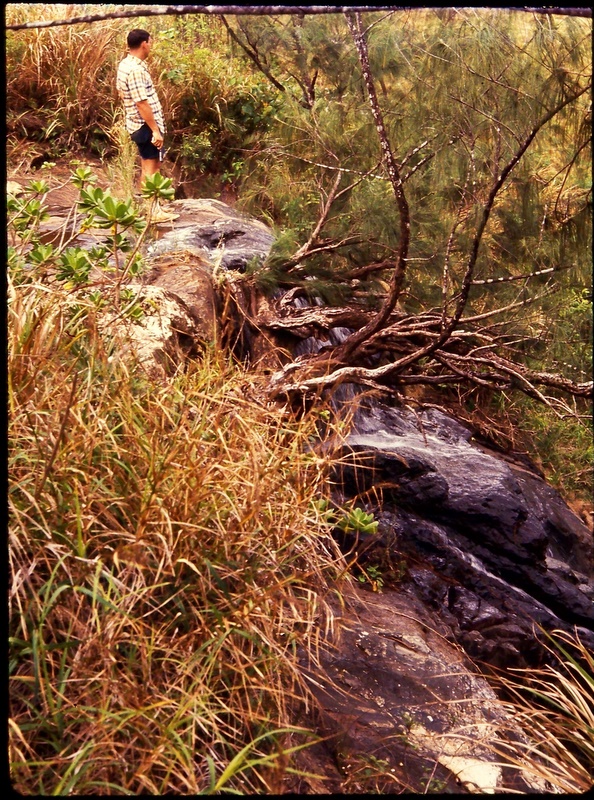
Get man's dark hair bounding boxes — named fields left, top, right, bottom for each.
left=127, top=29, right=150, bottom=49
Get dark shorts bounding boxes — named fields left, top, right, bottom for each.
left=130, top=123, right=161, bottom=160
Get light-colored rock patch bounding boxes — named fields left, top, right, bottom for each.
left=100, top=285, right=203, bottom=381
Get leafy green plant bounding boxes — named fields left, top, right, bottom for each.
left=222, top=158, right=245, bottom=185
left=337, top=506, right=379, bottom=536
left=119, top=287, right=145, bottom=321
left=141, top=170, right=175, bottom=203
left=357, top=564, right=384, bottom=592
left=334, top=507, right=386, bottom=591
left=179, top=129, right=215, bottom=171
left=310, top=497, right=337, bottom=525
left=7, top=168, right=175, bottom=311
left=144, top=17, right=281, bottom=184
left=7, top=182, right=50, bottom=248
left=55, top=246, right=94, bottom=285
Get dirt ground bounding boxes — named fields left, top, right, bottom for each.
left=7, top=142, right=238, bottom=212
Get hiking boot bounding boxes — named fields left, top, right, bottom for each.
left=149, top=207, right=180, bottom=224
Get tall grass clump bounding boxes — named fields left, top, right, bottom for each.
left=486, top=628, right=594, bottom=793
left=8, top=274, right=348, bottom=794
left=5, top=4, right=124, bottom=157
left=105, top=118, right=141, bottom=200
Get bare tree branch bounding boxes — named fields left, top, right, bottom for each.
left=448, top=82, right=591, bottom=330
left=345, top=259, right=396, bottom=279
left=286, top=168, right=370, bottom=270
left=348, top=79, right=592, bottom=384
left=461, top=287, right=557, bottom=323
left=265, top=17, right=590, bottom=405
left=285, top=19, right=319, bottom=108
left=269, top=326, right=592, bottom=401
left=470, top=264, right=572, bottom=285
left=334, top=10, right=411, bottom=361
left=220, top=16, right=286, bottom=94
left=279, top=134, right=441, bottom=183
left=439, top=351, right=593, bottom=400
left=5, top=6, right=407, bottom=31
left=511, top=7, right=592, bottom=18
left=329, top=23, right=590, bottom=376
left=441, top=162, right=474, bottom=322
left=258, top=305, right=373, bottom=337
left=6, top=6, right=591, bottom=31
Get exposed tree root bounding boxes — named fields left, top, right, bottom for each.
left=261, top=303, right=592, bottom=411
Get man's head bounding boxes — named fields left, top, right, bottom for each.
left=127, top=29, right=151, bottom=58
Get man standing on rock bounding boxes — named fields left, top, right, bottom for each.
left=116, top=28, right=177, bottom=222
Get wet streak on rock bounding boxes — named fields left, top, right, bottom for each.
left=331, top=400, right=593, bottom=667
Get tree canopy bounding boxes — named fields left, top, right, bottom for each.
left=6, top=4, right=592, bottom=443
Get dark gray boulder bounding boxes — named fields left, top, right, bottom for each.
left=332, top=400, right=594, bottom=666
left=145, top=198, right=274, bottom=272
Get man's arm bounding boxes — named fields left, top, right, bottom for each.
left=135, top=100, right=163, bottom=149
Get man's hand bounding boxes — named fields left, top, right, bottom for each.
left=151, top=129, right=163, bottom=149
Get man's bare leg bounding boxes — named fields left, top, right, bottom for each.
left=139, top=157, right=178, bottom=222
left=139, top=157, right=160, bottom=190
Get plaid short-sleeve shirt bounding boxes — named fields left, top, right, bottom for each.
left=116, top=54, right=165, bottom=135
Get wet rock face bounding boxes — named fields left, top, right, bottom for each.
left=146, top=198, right=274, bottom=272
left=333, top=400, right=594, bottom=667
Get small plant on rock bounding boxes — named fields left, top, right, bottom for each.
left=337, top=506, right=379, bottom=537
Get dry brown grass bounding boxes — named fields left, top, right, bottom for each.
left=6, top=4, right=126, bottom=152
left=8, top=275, right=349, bottom=793
left=480, top=628, right=594, bottom=794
